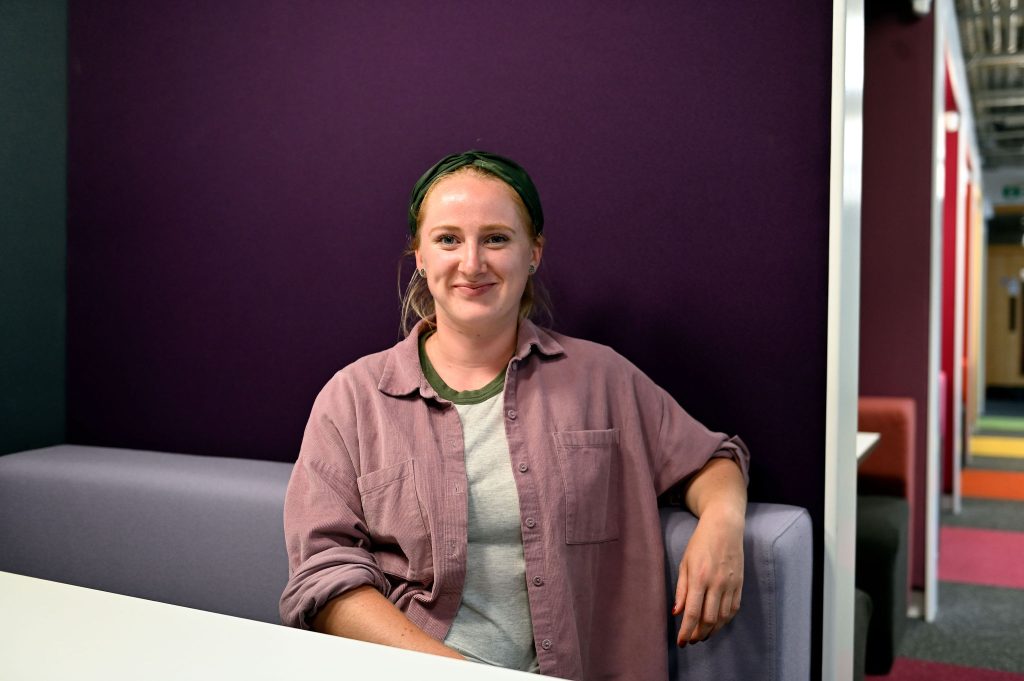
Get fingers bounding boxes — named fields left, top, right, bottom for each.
left=676, top=582, right=705, bottom=647
left=709, top=590, right=734, bottom=638
left=677, top=588, right=721, bottom=646
left=673, top=564, right=687, bottom=616
left=673, top=515, right=746, bottom=647
left=695, top=589, right=720, bottom=642
left=675, top=581, right=743, bottom=647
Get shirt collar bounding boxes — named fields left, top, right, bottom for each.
left=512, top=317, right=565, bottom=362
left=377, top=318, right=565, bottom=399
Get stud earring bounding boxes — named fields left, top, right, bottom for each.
left=418, top=268, right=427, bottom=278
left=528, top=265, right=536, bottom=275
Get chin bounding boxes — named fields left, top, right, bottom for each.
left=440, top=306, right=518, bottom=331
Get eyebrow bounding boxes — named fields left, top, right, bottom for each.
left=426, top=224, right=516, bottom=234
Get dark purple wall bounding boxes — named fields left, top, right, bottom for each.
left=861, top=7, right=935, bottom=590
left=68, top=3, right=832, bottom=668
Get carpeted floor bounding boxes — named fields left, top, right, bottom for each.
left=969, top=435, right=1024, bottom=457
left=869, top=406, right=1024, bottom=680
left=881, top=658, right=1024, bottom=680
left=894, top=579, right=1024, bottom=674
left=941, top=497, right=1024, bottom=531
left=975, top=415, right=1024, bottom=433
left=961, top=469, right=1024, bottom=501
left=938, top=526, right=1024, bottom=589
left=968, top=455, right=1024, bottom=472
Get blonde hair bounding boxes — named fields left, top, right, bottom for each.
left=398, top=166, right=550, bottom=336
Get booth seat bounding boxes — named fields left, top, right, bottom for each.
left=857, top=397, right=915, bottom=503
left=0, top=445, right=812, bottom=680
left=856, top=396, right=915, bottom=675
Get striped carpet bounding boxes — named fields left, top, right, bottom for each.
left=869, top=419, right=1024, bottom=680
left=962, top=469, right=1024, bottom=501
left=969, top=435, right=1024, bottom=457
left=883, top=658, right=1024, bottom=680
left=976, top=415, right=1024, bottom=434
left=938, top=526, right=1024, bottom=589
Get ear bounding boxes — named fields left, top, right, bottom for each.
left=531, top=234, right=545, bottom=270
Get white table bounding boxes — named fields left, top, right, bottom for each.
left=0, top=571, right=549, bottom=681
left=856, top=431, right=881, bottom=463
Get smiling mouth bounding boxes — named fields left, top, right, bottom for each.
left=454, top=283, right=496, bottom=295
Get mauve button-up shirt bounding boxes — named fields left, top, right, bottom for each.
left=280, top=319, right=750, bottom=681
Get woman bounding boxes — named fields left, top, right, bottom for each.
left=280, top=151, right=750, bottom=680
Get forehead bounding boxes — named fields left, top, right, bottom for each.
left=420, top=172, right=526, bottom=227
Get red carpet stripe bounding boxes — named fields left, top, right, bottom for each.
left=939, top=526, right=1024, bottom=589
left=871, top=657, right=1024, bottom=680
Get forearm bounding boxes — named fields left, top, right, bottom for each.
left=674, top=456, right=747, bottom=645
left=684, top=456, right=747, bottom=520
left=312, top=585, right=465, bottom=660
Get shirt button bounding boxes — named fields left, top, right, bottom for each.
left=525, top=517, right=536, bottom=529
left=506, top=409, right=517, bottom=420
left=532, top=576, right=544, bottom=587
left=541, top=639, right=552, bottom=650
left=518, top=462, right=529, bottom=473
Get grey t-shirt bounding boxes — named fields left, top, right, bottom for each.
left=443, top=391, right=539, bottom=672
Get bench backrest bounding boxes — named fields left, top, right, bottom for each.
left=0, top=445, right=813, bottom=680
left=0, top=445, right=292, bottom=624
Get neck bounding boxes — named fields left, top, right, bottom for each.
left=425, top=318, right=518, bottom=391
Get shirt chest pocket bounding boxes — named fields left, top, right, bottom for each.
left=553, top=429, right=621, bottom=544
left=357, top=459, right=433, bottom=584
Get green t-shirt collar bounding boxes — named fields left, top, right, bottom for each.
left=418, top=330, right=506, bottom=405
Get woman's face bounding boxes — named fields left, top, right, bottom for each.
left=415, top=171, right=543, bottom=337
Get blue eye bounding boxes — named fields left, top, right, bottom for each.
left=437, top=234, right=458, bottom=246
left=486, top=234, right=509, bottom=244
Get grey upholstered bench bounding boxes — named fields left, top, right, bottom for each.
left=0, top=445, right=812, bottom=680
left=663, top=503, right=813, bottom=680
left=0, top=445, right=291, bottom=623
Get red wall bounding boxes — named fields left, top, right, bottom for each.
left=941, top=74, right=959, bottom=496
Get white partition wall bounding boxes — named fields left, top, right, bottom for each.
left=825, top=1, right=864, bottom=678
left=925, top=0, right=947, bottom=623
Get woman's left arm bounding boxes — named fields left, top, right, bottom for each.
left=673, top=456, right=748, bottom=647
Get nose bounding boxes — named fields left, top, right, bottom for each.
left=459, top=241, right=486, bottom=277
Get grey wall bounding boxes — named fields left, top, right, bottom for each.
left=0, top=0, right=67, bottom=455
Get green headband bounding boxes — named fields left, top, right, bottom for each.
left=408, top=150, right=544, bottom=237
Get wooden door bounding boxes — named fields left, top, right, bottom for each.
left=985, top=244, right=1024, bottom=387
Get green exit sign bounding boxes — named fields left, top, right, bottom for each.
left=1004, top=184, right=1024, bottom=198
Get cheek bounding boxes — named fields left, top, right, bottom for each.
left=416, top=249, right=439, bottom=271
left=507, top=248, right=534, bottom=275
left=420, top=251, right=457, bottom=287
left=424, top=251, right=455, bottom=272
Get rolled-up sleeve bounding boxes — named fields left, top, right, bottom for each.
left=633, top=370, right=751, bottom=496
left=279, top=400, right=390, bottom=629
